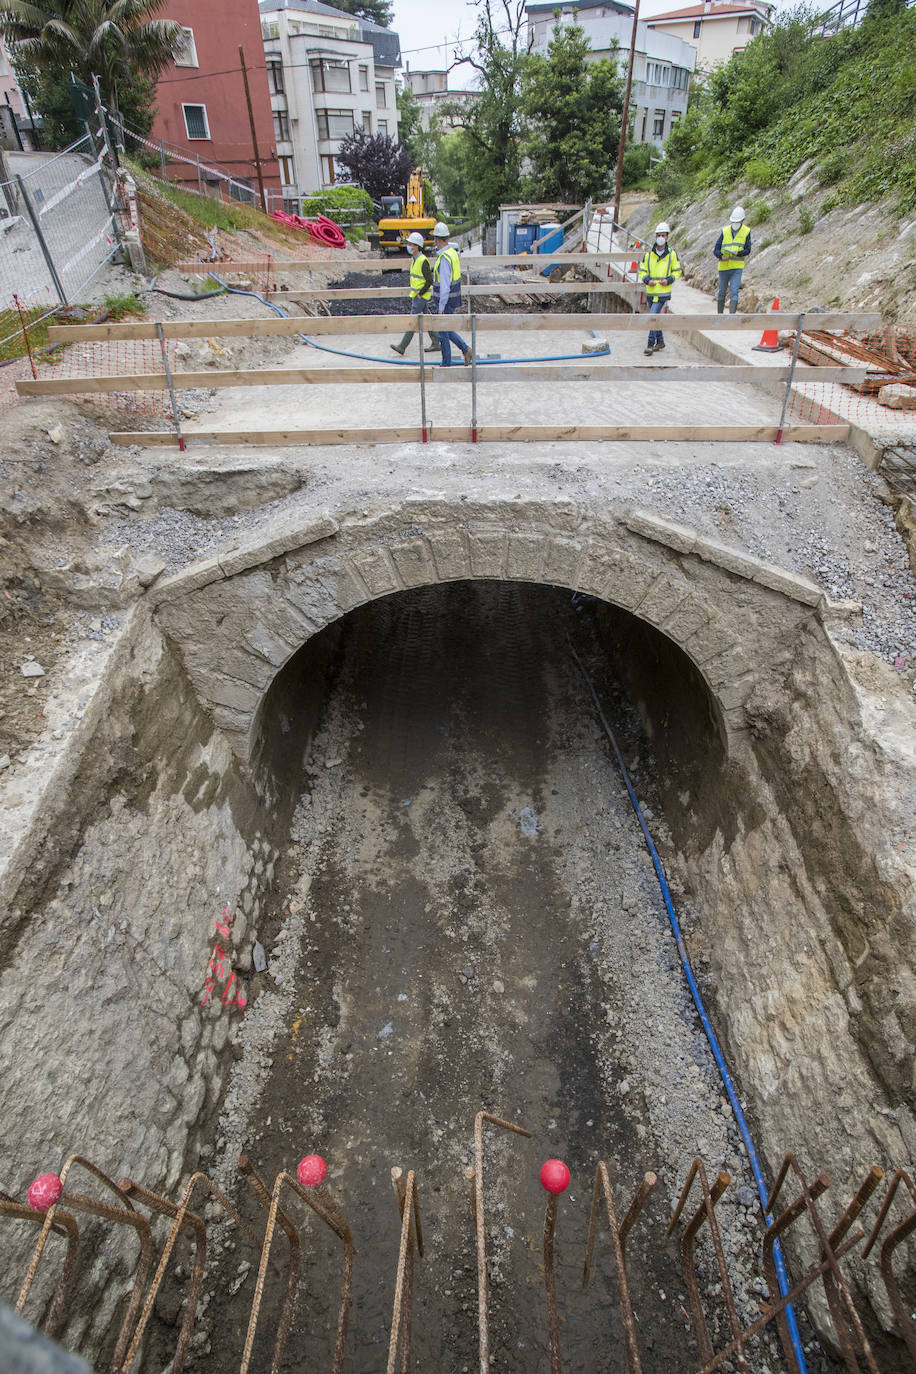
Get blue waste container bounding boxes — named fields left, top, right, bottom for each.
left=536, top=222, right=563, bottom=253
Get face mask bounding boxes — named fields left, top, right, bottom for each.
left=655, top=237, right=668, bottom=249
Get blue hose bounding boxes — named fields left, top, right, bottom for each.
left=212, top=277, right=610, bottom=367
left=568, top=637, right=809, bottom=1373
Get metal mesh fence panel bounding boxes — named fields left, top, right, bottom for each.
left=15, top=134, right=119, bottom=303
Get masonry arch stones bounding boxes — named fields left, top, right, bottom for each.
left=151, top=499, right=827, bottom=768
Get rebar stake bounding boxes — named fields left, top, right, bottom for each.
left=540, top=1160, right=570, bottom=1374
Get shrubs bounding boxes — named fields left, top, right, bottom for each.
left=817, top=149, right=847, bottom=186
left=744, top=157, right=777, bottom=189
left=747, top=200, right=771, bottom=226
left=621, top=142, right=652, bottom=190
left=798, top=207, right=815, bottom=234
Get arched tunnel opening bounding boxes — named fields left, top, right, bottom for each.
left=194, top=581, right=778, bottom=1373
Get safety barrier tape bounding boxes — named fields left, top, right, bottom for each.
left=38, top=156, right=106, bottom=218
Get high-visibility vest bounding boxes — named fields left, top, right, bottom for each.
left=639, top=247, right=681, bottom=300
left=717, top=223, right=750, bottom=269
left=409, top=252, right=431, bottom=300
left=433, top=245, right=462, bottom=297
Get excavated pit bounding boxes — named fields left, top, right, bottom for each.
left=1, top=551, right=913, bottom=1369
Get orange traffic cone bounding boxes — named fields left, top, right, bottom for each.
left=752, top=297, right=781, bottom=352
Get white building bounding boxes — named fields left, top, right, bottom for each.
left=403, top=69, right=481, bottom=131
left=646, top=1, right=774, bottom=80
left=525, top=0, right=696, bottom=149
left=259, top=0, right=401, bottom=196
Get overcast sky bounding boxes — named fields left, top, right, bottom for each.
left=390, top=0, right=689, bottom=75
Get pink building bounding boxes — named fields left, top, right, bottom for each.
left=151, top=0, right=280, bottom=202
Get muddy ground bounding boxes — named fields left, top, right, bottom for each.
left=148, top=583, right=839, bottom=1374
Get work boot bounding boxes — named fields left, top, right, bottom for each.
left=391, top=343, right=406, bottom=356
left=654, top=340, right=665, bottom=351
left=424, top=343, right=440, bottom=352
left=644, top=343, right=655, bottom=355
left=462, top=346, right=473, bottom=366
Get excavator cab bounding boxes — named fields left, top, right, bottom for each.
left=377, top=167, right=436, bottom=254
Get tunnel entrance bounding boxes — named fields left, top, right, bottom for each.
left=200, top=581, right=778, bottom=1372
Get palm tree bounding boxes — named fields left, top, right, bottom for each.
left=1, top=0, right=184, bottom=121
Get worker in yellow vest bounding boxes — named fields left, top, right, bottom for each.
left=714, top=206, right=751, bottom=314
left=639, top=222, right=682, bottom=356
left=432, top=223, right=472, bottom=367
left=391, top=231, right=440, bottom=356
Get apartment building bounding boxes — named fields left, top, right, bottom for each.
left=403, top=69, right=481, bottom=131
left=525, top=0, right=696, bottom=149
left=645, top=1, right=774, bottom=79
left=151, top=0, right=280, bottom=200
left=259, top=0, right=401, bottom=196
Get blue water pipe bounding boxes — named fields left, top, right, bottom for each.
left=567, top=636, right=809, bottom=1374
left=203, top=277, right=611, bottom=368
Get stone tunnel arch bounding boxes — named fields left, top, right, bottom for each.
left=151, top=501, right=825, bottom=776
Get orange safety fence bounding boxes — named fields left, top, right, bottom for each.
left=787, top=325, right=916, bottom=439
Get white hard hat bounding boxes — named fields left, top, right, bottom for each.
left=730, top=205, right=746, bottom=222
left=432, top=221, right=450, bottom=238
left=655, top=222, right=671, bottom=234
left=406, top=231, right=425, bottom=247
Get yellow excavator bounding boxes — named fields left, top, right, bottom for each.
left=377, top=168, right=436, bottom=254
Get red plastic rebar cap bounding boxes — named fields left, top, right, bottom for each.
left=539, top=1160, right=570, bottom=1194
left=28, top=1173, right=63, bottom=1211
left=297, top=1155, right=328, bottom=1188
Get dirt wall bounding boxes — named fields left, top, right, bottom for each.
left=0, top=610, right=281, bottom=1361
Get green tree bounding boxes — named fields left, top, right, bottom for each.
left=447, top=0, right=528, bottom=220
left=395, top=84, right=426, bottom=166
left=2, top=0, right=183, bottom=123
left=324, top=0, right=393, bottom=24
left=17, top=63, right=158, bottom=147
left=428, top=127, right=474, bottom=216
left=519, top=21, right=623, bottom=202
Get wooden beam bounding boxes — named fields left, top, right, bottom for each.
left=172, top=252, right=634, bottom=274
left=19, top=362, right=872, bottom=396
left=111, top=423, right=850, bottom=447
left=45, top=310, right=881, bottom=343
left=269, top=280, right=643, bottom=301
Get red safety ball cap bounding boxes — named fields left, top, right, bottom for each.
left=539, top=1159, right=571, bottom=1194
left=28, top=1173, right=63, bottom=1211
left=297, top=1155, right=328, bottom=1187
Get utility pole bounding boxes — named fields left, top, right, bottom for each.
left=239, top=45, right=267, bottom=212
left=613, top=0, right=641, bottom=234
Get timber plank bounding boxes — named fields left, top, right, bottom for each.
left=172, top=252, right=633, bottom=274
left=45, top=311, right=880, bottom=343
left=110, top=423, right=850, bottom=447
left=273, top=281, right=642, bottom=301
left=21, top=362, right=871, bottom=396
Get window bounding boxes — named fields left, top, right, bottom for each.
left=640, top=110, right=648, bottom=140
left=279, top=155, right=295, bottom=185
left=174, top=27, right=198, bottom=67
left=378, top=119, right=388, bottom=135
left=311, top=58, right=351, bottom=94
left=261, top=19, right=279, bottom=38
left=647, top=61, right=670, bottom=85
left=750, top=17, right=762, bottom=33
left=182, top=104, right=209, bottom=139
left=315, top=108, right=355, bottom=140
left=273, top=110, right=290, bottom=141
left=652, top=108, right=666, bottom=138
left=267, top=60, right=284, bottom=94
left=693, top=19, right=701, bottom=36
left=375, top=81, right=386, bottom=108
left=321, top=154, right=337, bottom=184
left=671, top=65, right=690, bottom=90
left=359, top=64, right=369, bottom=91
left=362, top=110, right=372, bottom=130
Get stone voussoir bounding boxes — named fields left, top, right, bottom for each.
left=428, top=531, right=471, bottom=581
left=389, top=537, right=437, bottom=588
left=146, top=555, right=226, bottom=608
left=468, top=531, right=509, bottom=579
left=751, top=563, right=824, bottom=608
left=626, top=510, right=697, bottom=556
left=217, top=513, right=339, bottom=578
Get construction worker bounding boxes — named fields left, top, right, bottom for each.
left=639, top=222, right=682, bottom=356
left=432, top=222, right=472, bottom=367
left=714, top=205, right=751, bottom=314
left=390, top=231, right=440, bottom=356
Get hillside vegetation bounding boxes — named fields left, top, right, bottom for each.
left=656, top=0, right=916, bottom=214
